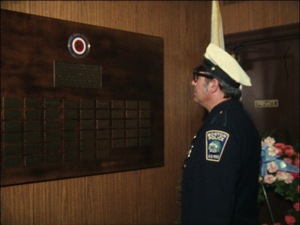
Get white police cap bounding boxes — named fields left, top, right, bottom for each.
left=203, top=43, right=251, bottom=87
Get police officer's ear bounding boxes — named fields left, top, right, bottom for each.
left=209, top=78, right=219, bottom=93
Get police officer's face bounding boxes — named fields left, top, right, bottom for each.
left=191, top=76, right=210, bottom=105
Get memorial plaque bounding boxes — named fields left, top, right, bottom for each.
left=1, top=9, right=164, bottom=186
left=54, top=61, right=102, bottom=89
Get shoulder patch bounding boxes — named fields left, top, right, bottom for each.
left=206, top=130, right=229, bottom=162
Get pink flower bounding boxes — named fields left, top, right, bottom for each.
left=285, top=215, right=296, bottom=225
left=284, top=173, right=294, bottom=184
left=293, top=202, right=300, bottom=211
left=276, top=171, right=294, bottom=184
left=274, top=142, right=286, bottom=150
left=267, top=161, right=278, bottom=173
left=264, top=174, right=276, bottom=184
left=276, top=171, right=286, bottom=180
left=274, top=142, right=285, bottom=156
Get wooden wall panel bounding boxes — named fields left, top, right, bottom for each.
left=221, top=1, right=299, bottom=34
left=0, top=1, right=298, bottom=225
left=0, top=1, right=210, bottom=225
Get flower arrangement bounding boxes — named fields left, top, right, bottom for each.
left=259, top=136, right=300, bottom=225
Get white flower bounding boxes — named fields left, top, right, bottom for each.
left=263, top=137, right=276, bottom=147
left=267, top=146, right=279, bottom=157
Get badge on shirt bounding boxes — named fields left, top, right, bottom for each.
left=206, top=130, right=229, bottom=162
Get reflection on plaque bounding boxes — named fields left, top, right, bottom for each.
left=54, top=61, right=102, bottom=89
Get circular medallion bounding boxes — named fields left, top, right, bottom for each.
left=68, top=34, right=90, bottom=58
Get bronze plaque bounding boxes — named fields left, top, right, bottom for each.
left=1, top=9, right=164, bottom=186
left=54, top=61, right=102, bottom=89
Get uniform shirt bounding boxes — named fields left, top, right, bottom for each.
left=181, top=100, right=261, bottom=225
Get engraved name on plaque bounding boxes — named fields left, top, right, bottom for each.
left=54, top=61, right=102, bottom=89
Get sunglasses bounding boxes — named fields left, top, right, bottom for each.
left=192, top=70, right=214, bottom=82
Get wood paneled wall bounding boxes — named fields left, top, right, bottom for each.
left=221, top=1, right=299, bottom=34
left=1, top=1, right=299, bottom=225
left=0, top=1, right=210, bottom=225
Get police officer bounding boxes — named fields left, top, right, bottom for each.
left=181, top=43, right=261, bottom=225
